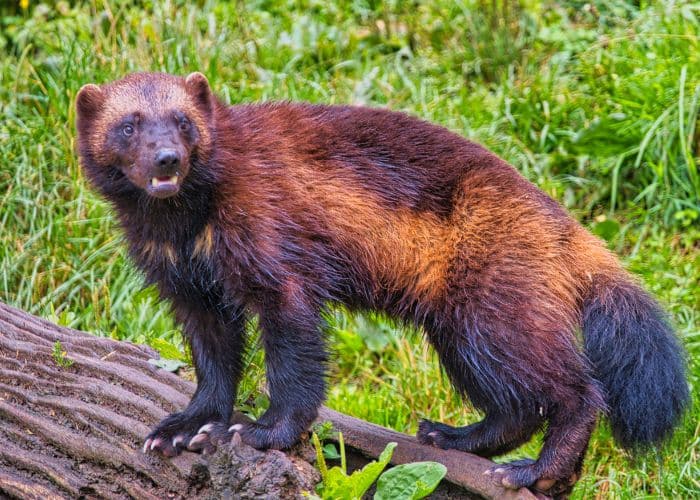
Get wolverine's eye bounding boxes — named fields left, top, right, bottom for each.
left=178, top=119, right=190, bottom=133
left=122, top=124, right=135, bottom=137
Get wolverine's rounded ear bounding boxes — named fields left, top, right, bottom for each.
left=185, top=72, right=213, bottom=116
left=76, top=83, right=104, bottom=119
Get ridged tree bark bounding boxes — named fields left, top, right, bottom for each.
left=0, top=302, right=541, bottom=499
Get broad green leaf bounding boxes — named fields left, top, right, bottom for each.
left=592, top=218, right=620, bottom=242
left=149, top=337, right=187, bottom=361
left=323, top=443, right=341, bottom=460
left=148, top=357, right=187, bottom=372
left=318, top=467, right=355, bottom=498
left=347, top=442, right=396, bottom=498
left=315, top=441, right=397, bottom=499
left=374, top=462, right=447, bottom=500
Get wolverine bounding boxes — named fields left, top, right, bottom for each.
left=75, top=72, right=688, bottom=496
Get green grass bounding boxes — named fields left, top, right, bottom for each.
left=1, top=1, right=698, bottom=497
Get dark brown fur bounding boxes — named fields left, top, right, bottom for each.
left=76, top=73, right=688, bottom=497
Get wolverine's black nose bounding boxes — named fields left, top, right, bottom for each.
left=155, top=149, right=180, bottom=171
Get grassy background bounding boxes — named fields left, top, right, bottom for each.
left=1, top=0, right=698, bottom=497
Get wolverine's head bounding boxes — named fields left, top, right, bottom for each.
left=76, top=72, right=214, bottom=199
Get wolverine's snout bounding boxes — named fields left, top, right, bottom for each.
left=155, top=149, right=181, bottom=171
left=147, top=148, right=183, bottom=198
left=137, top=124, right=189, bottom=198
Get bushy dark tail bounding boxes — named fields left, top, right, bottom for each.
left=582, top=274, right=689, bottom=449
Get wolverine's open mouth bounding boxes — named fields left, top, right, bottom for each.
left=148, top=174, right=180, bottom=198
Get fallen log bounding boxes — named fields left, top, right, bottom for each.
left=0, top=301, right=540, bottom=499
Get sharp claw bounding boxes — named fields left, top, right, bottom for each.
left=142, top=438, right=152, bottom=454
left=231, top=432, right=242, bottom=446
left=198, top=423, right=214, bottom=434
left=188, top=432, right=209, bottom=449
left=150, top=438, right=162, bottom=451
left=173, top=435, right=185, bottom=448
left=228, top=423, right=243, bottom=432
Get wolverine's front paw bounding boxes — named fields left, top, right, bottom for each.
left=143, top=412, right=229, bottom=457
left=228, top=420, right=301, bottom=450
left=191, top=409, right=310, bottom=451
left=188, top=416, right=301, bottom=451
left=190, top=421, right=293, bottom=450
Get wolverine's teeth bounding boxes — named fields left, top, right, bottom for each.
left=151, top=175, right=179, bottom=187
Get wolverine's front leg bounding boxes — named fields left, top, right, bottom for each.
left=236, top=292, right=327, bottom=449
left=144, top=300, right=247, bottom=457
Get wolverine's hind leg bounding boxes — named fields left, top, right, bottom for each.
left=492, top=384, right=601, bottom=498
left=417, top=412, right=542, bottom=457
left=421, top=311, right=604, bottom=497
left=419, top=318, right=544, bottom=457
